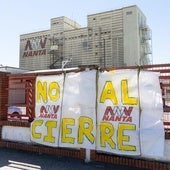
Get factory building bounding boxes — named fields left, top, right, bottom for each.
left=19, top=5, right=152, bottom=70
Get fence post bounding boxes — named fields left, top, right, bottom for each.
left=85, top=149, right=91, bottom=162
left=0, top=72, right=9, bottom=121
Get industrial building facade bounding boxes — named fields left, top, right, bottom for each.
left=19, top=5, right=152, bottom=70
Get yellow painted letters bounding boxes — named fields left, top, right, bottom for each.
left=100, top=81, right=118, bottom=105
left=117, top=123, right=136, bottom=151
left=36, top=80, right=60, bottom=103
left=100, top=122, right=116, bottom=149
left=61, top=118, right=75, bottom=144
left=121, top=80, right=138, bottom=105
left=78, top=117, right=94, bottom=144
left=31, top=119, right=43, bottom=139
left=48, top=82, right=60, bottom=101
left=44, top=120, right=57, bottom=143
left=37, top=81, right=47, bottom=103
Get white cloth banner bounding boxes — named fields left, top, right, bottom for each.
left=96, top=70, right=140, bottom=155
left=30, top=69, right=165, bottom=159
left=139, top=71, right=165, bottom=158
left=59, top=70, right=96, bottom=149
left=31, top=74, right=64, bottom=147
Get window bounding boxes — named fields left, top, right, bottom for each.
left=82, top=41, right=88, bottom=48
left=126, top=11, right=132, bottom=15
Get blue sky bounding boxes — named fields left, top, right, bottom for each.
left=0, top=0, right=169, bottom=67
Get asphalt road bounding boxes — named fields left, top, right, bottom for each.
left=0, top=147, right=145, bottom=170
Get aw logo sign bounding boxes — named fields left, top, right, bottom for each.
left=23, top=37, right=47, bottom=57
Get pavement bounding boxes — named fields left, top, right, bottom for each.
left=0, top=147, right=145, bottom=170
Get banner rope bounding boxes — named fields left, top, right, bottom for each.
left=137, top=65, right=143, bottom=156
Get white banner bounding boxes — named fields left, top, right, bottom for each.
left=31, top=74, right=64, bottom=147
left=139, top=71, right=164, bottom=158
left=30, top=69, right=165, bottom=159
left=96, top=70, right=140, bottom=155
left=59, top=70, right=96, bottom=149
